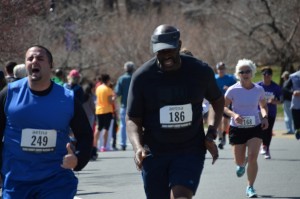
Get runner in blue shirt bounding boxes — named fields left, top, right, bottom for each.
left=215, top=62, right=236, bottom=149
left=0, top=45, right=93, bottom=199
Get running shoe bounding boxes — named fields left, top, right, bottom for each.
left=100, top=146, right=106, bottom=152
left=246, top=186, right=257, bottom=198
left=236, top=166, right=245, bottom=177
left=260, top=145, right=267, bottom=155
left=236, top=156, right=248, bottom=177
left=295, top=129, right=300, bottom=140
left=264, top=150, right=271, bottom=159
left=218, top=138, right=224, bottom=149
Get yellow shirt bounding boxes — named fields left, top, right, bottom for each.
left=95, top=84, right=113, bottom=115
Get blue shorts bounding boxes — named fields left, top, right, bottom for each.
left=141, top=153, right=205, bottom=199
left=2, top=171, right=78, bottom=199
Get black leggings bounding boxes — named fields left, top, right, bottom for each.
left=261, top=116, right=275, bottom=148
left=292, top=109, right=300, bottom=130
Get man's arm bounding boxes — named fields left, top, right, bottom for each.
left=69, top=98, right=94, bottom=171
left=207, top=96, right=225, bottom=136
left=126, top=115, right=147, bottom=170
left=205, top=96, right=224, bottom=165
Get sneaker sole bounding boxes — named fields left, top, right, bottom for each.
left=247, top=194, right=258, bottom=198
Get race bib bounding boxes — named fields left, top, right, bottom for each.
left=265, top=92, right=274, bottom=101
left=21, top=129, right=57, bottom=152
left=239, top=116, right=255, bottom=128
left=160, top=104, right=192, bottom=129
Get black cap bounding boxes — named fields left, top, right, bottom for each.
left=151, top=25, right=180, bottom=53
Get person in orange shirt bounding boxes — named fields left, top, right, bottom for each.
left=94, top=74, right=115, bottom=152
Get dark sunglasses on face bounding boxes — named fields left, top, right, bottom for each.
left=262, top=72, right=272, bottom=76
left=238, top=70, right=251, bottom=75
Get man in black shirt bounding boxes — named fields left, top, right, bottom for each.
left=126, top=24, right=224, bottom=199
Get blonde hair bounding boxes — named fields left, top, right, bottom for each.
left=234, top=59, right=256, bottom=80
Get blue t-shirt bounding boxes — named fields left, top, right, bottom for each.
left=290, top=71, right=300, bottom=109
left=3, top=78, right=75, bottom=181
left=215, top=74, right=236, bottom=94
left=114, top=72, right=132, bottom=108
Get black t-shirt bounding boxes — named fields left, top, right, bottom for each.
left=282, top=80, right=293, bottom=101
left=127, top=55, right=222, bottom=154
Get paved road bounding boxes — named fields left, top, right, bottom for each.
left=75, top=119, right=300, bottom=199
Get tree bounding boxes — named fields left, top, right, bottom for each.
left=1, top=0, right=299, bottom=83
left=184, top=0, right=300, bottom=78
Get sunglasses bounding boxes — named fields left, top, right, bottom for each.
left=238, top=70, right=251, bottom=75
left=262, top=72, right=272, bottom=76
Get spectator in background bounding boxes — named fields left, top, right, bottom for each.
left=13, top=64, right=27, bottom=80
left=82, top=82, right=96, bottom=128
left=180, top=48, right=193, bottom=56
left=109, top=82, right=119, bottom=151
left=215, top=62, right=237, bottom=150
left=281, top=71, right=294, bottom=135
left=114, top=61, right=135, bottom=151
left=95, top=76, right=102, bottom=88
left=52, top=68, right=65, bottom=86
left=82, top=82, right=97, bottom=160
left=257, top=67, right=281, bottom=159
left=4, top=61, right=17, bottom=83
left=0, top=71, right=7, bottom=91
left=95, top=74, right=115, bottom=152
left=283, top=67, right=300, bottom=140
left=64, top=69, right=84, bottom=104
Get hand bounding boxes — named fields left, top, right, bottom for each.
left=134, top=147, right=149, bottom=171
left=261, top=117, right=269, bottom=130
left=233, top=114, right=243, bottom=124
left=293, top=90, right=300, bottom=97
left=61, top=143, right=78, bottom=169
left=205, top=139, right=219, bottom=165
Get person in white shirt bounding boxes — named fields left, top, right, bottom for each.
left=224, top=59, right=268, bottom=198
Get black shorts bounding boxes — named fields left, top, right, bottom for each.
left=229, top=125, right=263, bottom=145
left=292, top=109, right=300, bottom=129
left=97, top=113, right=113, bottom=131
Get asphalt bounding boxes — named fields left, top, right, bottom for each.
left=75, top=118, right=300, bottom=199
